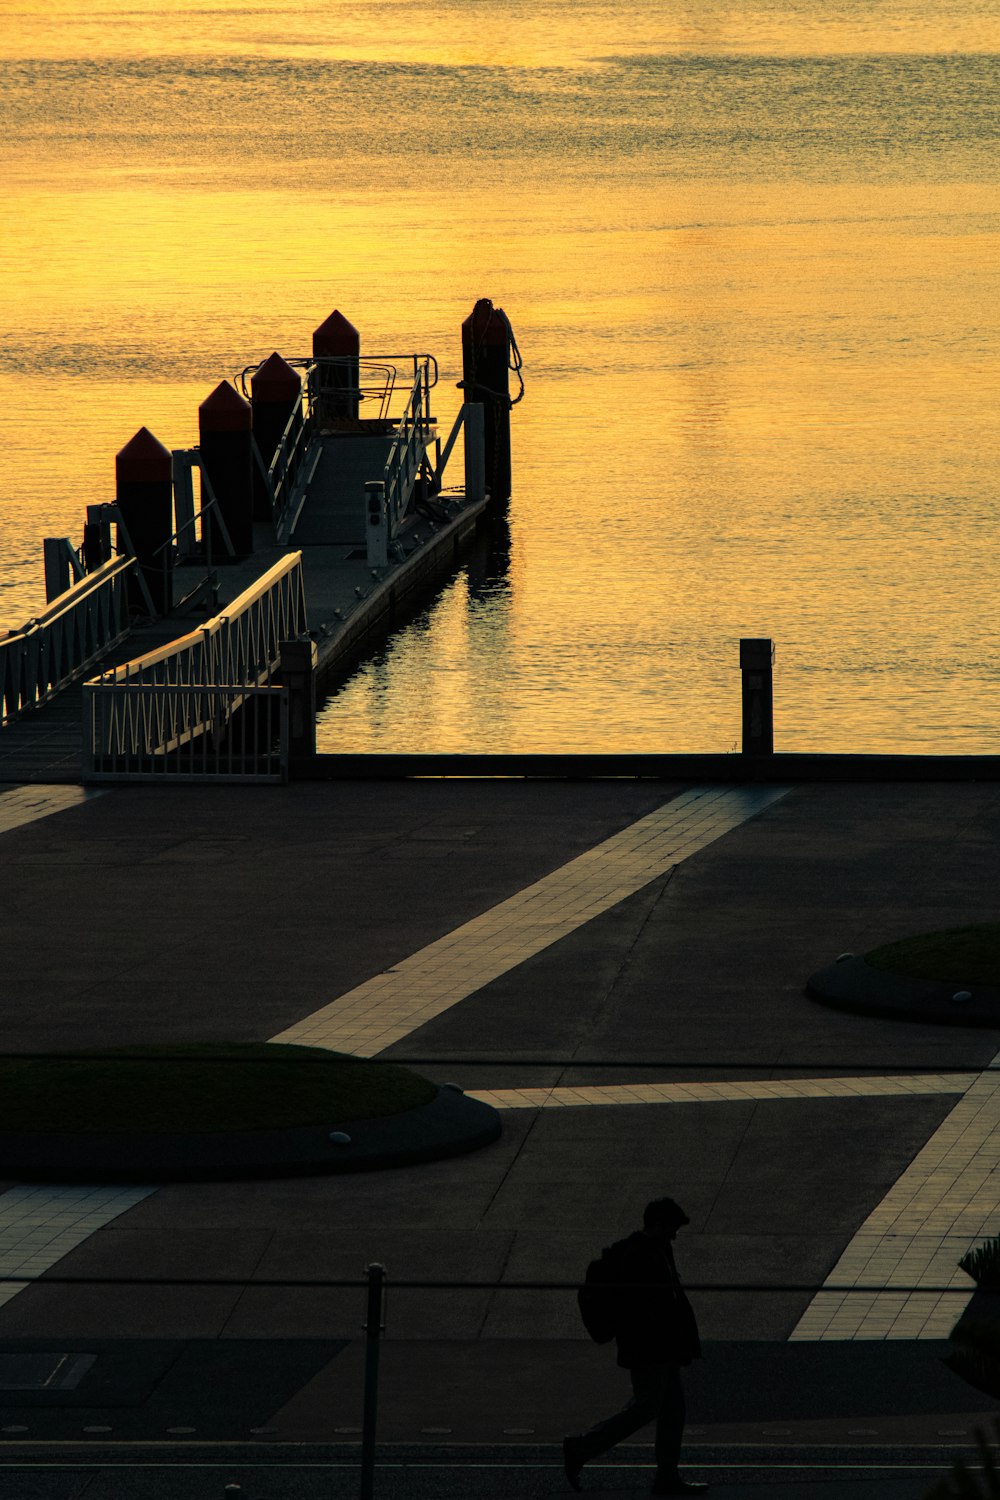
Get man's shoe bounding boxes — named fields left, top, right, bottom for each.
left=562, top=1436, right=584, bottom=1492
left=650, top=1480, right=708, bottom=1496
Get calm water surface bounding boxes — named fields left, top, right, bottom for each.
left=1, top=2, right=998, bottom=751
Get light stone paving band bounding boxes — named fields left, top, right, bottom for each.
left=790, top=1055, right=1000, bottom=1341
left=468, top=1075, right=972, bottom=1110
left=273, top=785, right=790, bottom=1056
left=0, top=786, right=105, bottom=836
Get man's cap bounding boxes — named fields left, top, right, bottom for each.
left=643, top=1196, right=690, bottom=1230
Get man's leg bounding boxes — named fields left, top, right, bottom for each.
left=569, top=1366, right=665, bottom=1465
left=650, top=1365, right=707, bottom=1494
left=652, top=1364, right=685, bottom=1478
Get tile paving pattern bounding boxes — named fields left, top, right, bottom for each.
left=0, top=1186, right=155, bottom=1310
left=468, top=1076, right=972, bottom=1110
left=791, top=1056, right=1000, bottom=1340
left=0, top=786, right=104, bottom=835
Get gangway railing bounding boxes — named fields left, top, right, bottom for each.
left=82, top=552, right=306, bottom=783
left=240, top=354, right=439, bottom=541
left=383, top=363, right=434, bottom=536
left=0, top=556, right=136, bottom=727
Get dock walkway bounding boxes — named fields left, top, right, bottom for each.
left=0, top=498, right=485, bottom=785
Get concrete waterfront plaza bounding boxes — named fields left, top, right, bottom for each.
left=2, top=777, right=1000, bottom=1497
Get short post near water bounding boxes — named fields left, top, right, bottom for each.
left=278, top=636, right=318, bottom=758
left=740, top=636, right=775, bottom=755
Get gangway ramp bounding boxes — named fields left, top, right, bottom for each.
left=290, top=432, right=397, bottom=546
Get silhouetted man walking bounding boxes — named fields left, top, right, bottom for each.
left=564, top=1197, right=707, bottom=1495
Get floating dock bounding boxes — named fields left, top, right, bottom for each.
left=0, top=301, right=521, bottom=784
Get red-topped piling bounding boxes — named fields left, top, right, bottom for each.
left=461, top=299, right=511, bottom=502
left=312, top=309, right=360, bottom=423
left=115, top=426, right=174, bottom=614
left=250, top=352, right=302, bottom=521
left=199, top=380, right=254, bottom=559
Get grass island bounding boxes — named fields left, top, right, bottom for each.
left=0, top=1042, right=437, bottom=1135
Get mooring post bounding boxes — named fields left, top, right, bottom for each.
left=360, top=1262, right=386, bottom=1500
left=42, top=538, right=72, bottom=602
left=463, top=402, right=486, bottom=505
left=250, top=352, right=302, bottom=520
left=199, top=381, right=254, bottom=560
left=82, top=513, right=112, bottom=572
left=461, top=300, right=511, bottom=502
left=313, top=309, right=360, bottom=424
left=115, top=427, right=174, bottom=615
left=278, top=636, right=318, bottom=758
left=740, top=637, right=775, bottom=755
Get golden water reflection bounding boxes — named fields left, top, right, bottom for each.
left=2, top=7, right=998, bottom=751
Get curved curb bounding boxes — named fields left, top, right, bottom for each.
left=0, top=1086, right=502, bottom=1183
left=806, top=955, right=1000, bottom=1028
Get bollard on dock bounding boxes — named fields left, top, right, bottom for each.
left=461, top=299, right=512, bottom=503
left=313, top=308, right=360, bottom=424
left=250, top=352, right=302, bottom=521
left=115, top=426, right=174, bottom=615
left=199, top=381, right=254, bottom=560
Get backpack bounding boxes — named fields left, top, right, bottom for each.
left=577, top=1253, right=620, bottom=1344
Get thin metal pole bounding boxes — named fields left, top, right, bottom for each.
left=360, top=1262, right=386, bottom=1500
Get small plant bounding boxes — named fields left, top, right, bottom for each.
left=925, top=1239, right=1000, bottom=1495
left=945, top=1235, right=1000, bottom=1402
left=961, top=1239, right=1000, bottom=1291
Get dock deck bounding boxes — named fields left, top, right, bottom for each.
left=0, top=495, right=486, bottom=785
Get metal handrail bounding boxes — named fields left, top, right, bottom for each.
left=94, top=552, right=307, bottom=690
left=305, top=357, right=398, bottom=423
left=268, top=397, right=315, bottom=530
left=82, top=553, right=306, bottom=781
left=383, top=365, right=434, bottom=535
left=260, top=354, right=439, bottom=540
left=84, top=683, right=289, bottom=783
left=0, top=557, right=136, bottom=726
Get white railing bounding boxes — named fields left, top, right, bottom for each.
left=84, top=684, right=289, bottom=783
left=384, top=364, right=433, bottom=535
left=0, top=557, right=135, bottom=726
left=82, top=552, right=306, bottom=782
left=269, top=401, right=316, bottom=538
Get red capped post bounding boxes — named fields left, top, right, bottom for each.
left=115, top=426, right=174, bottom=615
left=312, top=309, right=360, bottom=424
left=199, top=380, right=254, bottom=559
left=250, top=353, right=302, bottom=521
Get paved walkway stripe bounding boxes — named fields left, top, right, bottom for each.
left=790, top=1055, right=1000, bottom=1342
left=0, top=785, right=785, bottom=1315
left=467, top=1075, right=973, bottom=1110
left=0, top=1185, right=155, bottom=1308
left=272, top=785, right=789, bottom=1057
left=0, top=785, right=106, bottom=836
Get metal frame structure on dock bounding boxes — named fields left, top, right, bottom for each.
left=82, top=554, right=306, bottom=784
